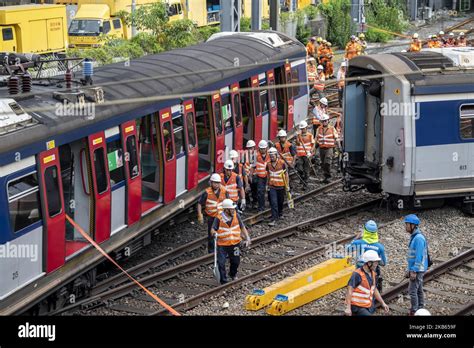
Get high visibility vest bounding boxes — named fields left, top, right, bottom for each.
left=427, top=40, right=438, bottom=48
left=296, top=133, right=314, bottom=157
left=350, top=268, right=376, bottom=308
left=204, top=187, right=227, bottom=218
left=243, top=150, right=255, bottom=175
left=256, top=152, right=269, bottom=178
left=345, top=42, right=360, bottom=60
left=267, top=160, right=286, bottom=187
left=409, top=41, right=422, bottom=52
left=306, top=42, right=315, bottom=56
left=220, top=172, right=239, bottom=202
left=216, top=211, right=242, bottom=246
left=317, top=125, right=338, bottom=148
left=276, top=141, right=293, bottom=163
left=444, top=39, right=455, bottom=47
left=312, top=106, right=323, bottom=126
left=233, top=162, right=244, bottom=178
left=314, top=72, right=325, bottom=91
left=307, top=66, right=317, bottom=83
left=319, top=48, right=332, bottom=62
left=457, top=39, right=466, bottom=47
left=337, top=68, right=345, bottom=89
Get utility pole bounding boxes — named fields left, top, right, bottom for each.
left=269, top=0, right=279, bottom=31
left=251, top=0, right=262, bottom=31
left=131, top=0, right=136, bottom=38
left=220, top=0, right=241, bottom=32
left=350, top=0, right=365, bottom=35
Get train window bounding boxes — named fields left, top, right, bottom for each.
left=3, top=28, right=13, bottom=41
left=8, top=173, right=42, bottom=232
left=93, top=148, right=108, bottom=194
left=173, top=115, right=185, bottom=155
left=102, top=21, right=111, bottom=34
left=291, top=67, right=299, bottom=98
left=253, top=89, right=261, bottom=116
left=44, top=166, right=62, bottom=217
left=259, top=81, right=269, bottom=114
left=268, top=79, right=277, bottom=109
left=460, top=104, right=474, bottom=139
left=106, top=139, right=125, bottom=185
left=163, top=121, right=174, bottom=161
left=222, top=94, right=233, bottom=132
left=186, top=112, right=197, bottom=149
left=214, top=101, right=223, bottom=135
left=233, top=94, right=242, bottom=126
left=126, top=135, right=139, bottom=178
left=113, top=19, right=121, bottom=29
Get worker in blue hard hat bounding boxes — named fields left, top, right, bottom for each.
left=405, top=214, right=429, bottom=316
left=346, top=220, right=387, bottom=291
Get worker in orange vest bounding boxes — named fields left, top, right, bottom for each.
left=266, top=147, right=289, bottom=227
left=358, top=33, right=367, bottom=55
left=198, top=173, right=228, bottom=253
left=437, top=30, right=446, bottom=46
left=275, top=129, right=297, bottom=168
left=316, top=114, right=340, bottom=183
left=408, top=33, right=422, bottom=52
left=345, top=35, right=360, bottom=60
left=306, top=36, right=316, bottom=58
left=221, top=160, right=246, bottom=211
left=320, top=42, right=334, bottom=79
left=457, top=32, right=467, bottom=47
left=211, top=199, right=250, bottom=284
left=336, top=61, right=347, bottom=108
left=307, top=57, right=317, bottom=97
left=344, top=250, right=389, bottom=316
left=311, top=65, right=326, bottom=99
left=255, top=140, right=270, bottom=212
left=426, top=35, right=441, bottom=48
left=445, top=32, right=456, bottom=47
left=295, top=120, right=315, bottom=185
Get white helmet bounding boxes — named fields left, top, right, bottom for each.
left=308, top=57, right=316, bottom=63
left=210, top=173, right=221, bottom=183
left=320, top=113, right=329, bottom=121
left=320, top=97, right=328, bottom=106
left=341, top=61, right=347, bottom=67
left=224, top=159, right=235, bottom=170
left=246, top=140, right=256, bottom=148
left=414, top=309, right=431, bottom=316
left=229, top=150, right=239, bottom=159
left=439, top=30, right=444, bottom=35
left=299, top=120, right=308, bottom=129
left=277, top=129, right=287, bottom=137
left=268, top=147, right=278, bottom=155
left=317, top=65, right=324, bottom=70
left=222, top=198, right=236, bottom=210
left=460, top=32, right=465, bottom=36
left=258, top=140, right=268, bottom=149
left=412, top=33, right=419, bottom=39
left=449, top=32, right=454, bottom=37
left=361, top=250, right=381, bottom=263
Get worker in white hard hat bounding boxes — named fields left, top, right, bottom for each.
left=307, top=57, right=317, bottom=92
left=198, top=173, right=229, bottom=253
left=265, top=147, right=289, bottom=226
left=211, top=198, right=250, bottom=284
left=315, top=113, right=340, bottom=183
left=255, top=139, right=270, bottom=211
left=295, top=120, right=315, bottom=185
left=311, top=64, right=326, bottom=99
left=275, top=129, right=297, bottom=169
left=437, top=30, right=446, bottom=45
left=457, top=32, right=467, bottom=47
left=220, top=159, right=246, bottom=211
left=445, top=32, right=456, bottom=47
left=229, top=149, right=249, bottom=208
left=345, top=250, right=390, bottom=316
left=311, top=97, right=328, bottom=134
left=345, top=35, right=361, bottom=60
left=408, top=33, right=422, bottom=52
left=337, top=61, right=347, bottom=107
left=243, top=140, right=258, bottom=209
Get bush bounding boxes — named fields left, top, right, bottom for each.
left=319, top=0, right=352, bottom=47
left=365, top=0, right=407, bottom=42
left=197, top=25, right=220, bottom=41
left=131, top=32, right=163, bottom=54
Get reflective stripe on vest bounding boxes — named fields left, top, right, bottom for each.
left=267, top=160, right=285, bottom=187
left=296, top=133, right=313, bottom=157
left=220, top=172, right=239, bottom=202
left=216, top=212, right=242, bottom=246
left=276, top=141, right=293, bottom=163
left=350, top=268, right=376, bottom=308
left=204, top=187, right=226, bottom=217
left=314, top=72, right=325, bottom=91
left=317, top=126, right=337, bottom=148
left=256, top=152, right=269, bottom=178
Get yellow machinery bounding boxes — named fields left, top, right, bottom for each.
left=0, top=4, right=68, bottom=54
left=166, top=0, right=221, bottom=27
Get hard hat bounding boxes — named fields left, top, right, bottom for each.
left=320, top=113, right=329, bottom=121
left=361, top=250, right=381, bottom=263
left=341, top=61, right=348, bottom=67
left=449, top=32, right=454, bottom=36
left=299, top=120, right=308, bottom=129
left=246, top=140, right=256, bottom=148
left=431, top=34, right=437, bottom=39
left=258, top=140, right=268, bottom=149
left=364, top=220, right=378, bottom=233
left=317, top=37, right=323, bottom=42
left=439, top=30, right=444, bottom=35
left=308, top=57, right=316, bottom=63
left=415, top=309, right=431, bottom=316
left=317, top=65, right=324, bottom=70
left=404, top=214, right=420, bottom=225
left=268, top=147, right=278, bottom=155
left=277, top=129, right=287, bottom=137
left=229, top=150, right=239, bottom=159
left=358, top=33, right=365, bottom=38
left=310, top=36, right=316, bottom=41
left=224, top=159, right=235, bottom=170
left=460, top=32, right=465, bottom=36
left=320, top=97, right=328, bottom=106
left=327, top=42, right=332, bottom=47
left=222, top=198, right=236, bottom=210
left=413, top=33, right=419, bottom=39
left=210, top=173, right=221, bottom=183
left=351, top=35, right=356, bottom=40
left=322, top=39, right=327, bottom=44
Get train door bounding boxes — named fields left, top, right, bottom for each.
left=211, top=93, right=225, bottom=172
left=275, top=64, right=294, bottom=131
left=259, top=73, right=270, bottom=141
left=158, top=108, right=176, bottom=204
left=222, top=87, right=234, bottom=154
left=38, top=147, right=66, bottom=272
left=138, top=114, right=162, bottom=214
left=105, top=127, right=126, bottom=236
left=171, top=105, right=187, bottom=197
left=285, top=63, right=295, bottom=130
left=194, top=96, right=213, bottom=181
left=251, top=75, right=263, bottom=144
left=240, top=79, right=254, bottom=146
left=87, top=132, right=111, bottom=243
left=183, top=100, right=199, bottom=190
left=267, top=69, right=278, bottom=139
left=120, top=120, right=141, bottom=225
left=230, top=83, right=243, bottom=150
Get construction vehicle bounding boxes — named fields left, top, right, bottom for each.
left=166, top=0, right=221, bottom=27
left=0, top=4, right=68, bottom=54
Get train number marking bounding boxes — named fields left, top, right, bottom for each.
left=452, top=152, right=458, bottom=162
left=460, top=165, right=467, bottom=170
left=12, top=271, right=18, bottom=280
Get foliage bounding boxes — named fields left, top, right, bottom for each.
left=365, top=0, right=408, bottom=42
left=240, top=17, right=270, bottom=32
left=197, top=25, right=220, bottom=41
left=303, top=5, right=318, bottom=20
left=130, top=32, right=163, bottom=54
left=125, top=2, right=169, bottom=37
left=68, top=39, right=145, bottom=65
left=318, top=0, right=352, bottom=47
left=160, top=19, right=198, bottom=50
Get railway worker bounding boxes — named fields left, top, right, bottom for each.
left=310, top=97, right=327, bottom=135
left=211, top=199, right=251, bottom=284
left=336, top=61, right=347, bottom=108
left=427, top=34, right=441, bottom=48
left=405, top=214, right=429, bottom=316
left=266, top=147, right=289, bottom=227
left=256, top=140, right=270, bottom=212
left=346, top=220, right=387, bottom=291
left=306, top=36, right=317, bottom=58
left=229, top=149, right=249, bottom=208
left=315, top=36, right=324, bottom=64
left=312, top=65, right=326, bottom=99
left=307, top=57, right=317, bottom=97
left=457, top=32, right=467, bottom=47
left=445, top=32, right=456, bottom=47
left=344, top=250, right=390, bottom=316
left=317, top=39, right=327, bottom=68
left=198, top=173, right=228, bottom=253
left=407, top=33, right=422, bottom=52
left=437, top=30, right=446, bottom=46
left=275, top=129, right=297, bottom=169
left=315, top=114, right=340, bottom=183
left=221, top=160, right=246, bottom=212
left=358, top=33, right=367, bottom=55
left=295, top=120, right=315, bottom=185
left=243, top=140, right=258, bottom=209
left=322, top=42, right=334, bottom=79
left=345, top=35, right=360, bottom=60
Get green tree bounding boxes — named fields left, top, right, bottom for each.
left=365, top=0, right=407, bottom=42
left=319, top=0, right=352, bottom=47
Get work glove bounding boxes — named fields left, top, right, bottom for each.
left=241, top=199, right=246, bottom=211
left=243, top=237, right=251, bottom=248
left=245, top=184, right=251, bottom=193
left=197, top=213, right=204, bottom=225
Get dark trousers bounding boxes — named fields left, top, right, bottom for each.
left=256, top=176, right=267, bottom=211
left=217, top=243, right=241, bottom=284
left=319, top=147, right=334, bottom=179
left=351, top=304, right=375, bottom=316
left=408, top=272, right=425, bottom=312
left=296, top=156, right=311, bottom=182
left=338, top=88, right=343, bottom=108
left=207, top=216, right=216, bottom=253
left=249, top=176, right=258, bottom=207
left=268, top=187, right=285, bottom=221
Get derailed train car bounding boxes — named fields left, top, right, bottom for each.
left=342, top=47, right=474, bottom=213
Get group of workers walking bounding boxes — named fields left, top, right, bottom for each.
left=408, top=31, right=469, bottom=52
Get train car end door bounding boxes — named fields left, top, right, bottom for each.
left=285, top=63, right=294, bottom=131
left=251, top=75, right=263, bottom=144
left=267, top=70, right=278, bottom=139
left=211, top=93, right=225, bottom=173
left=230, top=83, right=243, bottom=150
left=183, top=100, right=198, bottom=190
left=159, top=108, right=177, bottom=204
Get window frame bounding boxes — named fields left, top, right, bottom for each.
left=460, top=103, right=474, bottom=140
left=213, top=100, right=223, bottom=135
left=172, top=114, right=186, bottom=156
left=162, top=120, right=175, bottom=162
left=2, top=27, right=13, bottom=41
left=112, top=18, right=121, bottom=29
left=233, top=93, right=242, bottom=126
left=126, top=135, right=140, bottom=179
left=102, top=20, right=111, bottom=34
left=44, top=165, right=62, bottom=218
left=93, top=147, right=109, bottom=195
left=186, top=111, right=197, bottom=149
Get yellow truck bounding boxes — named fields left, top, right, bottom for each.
left=0, top=4, right=68, bottom=54
left=166, top=0, right=221, bottom=27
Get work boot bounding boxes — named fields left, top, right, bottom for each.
left=408, top=310, right=416, bottom=316
left=268, top=220, right=276, bottom=227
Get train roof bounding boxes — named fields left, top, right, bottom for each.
left=0, top=31, right=305, bottom=157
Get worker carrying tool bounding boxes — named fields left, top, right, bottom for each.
left=408, top=33, right=422, bottom=52
left=198, top=173, right=228, bottom=253
left=344, top=250, right=390, bottom=316
left=346, top=220, right=387, bottom=291
left=243, top=140, right=257, bottom=209
left=336, top=61, right=347, bottom=108
left=266, top=147, right=289, bottom=227
left=315, top=114, right=340, bottom=183
left=295, top=120, right=315, bottom=185
left=345, top=35, right=361, bottom=60
left=256, top=140, right=270, bottom=212
left=221, top=160, right=246, bottom=211
left=275, top=129, right=297, bottom=168
left=229, top=149, right=249, bottom=196
left=211, top=199, right=251, bottom=284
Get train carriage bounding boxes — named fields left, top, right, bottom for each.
left=0, top=31, right=308, bottom=314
